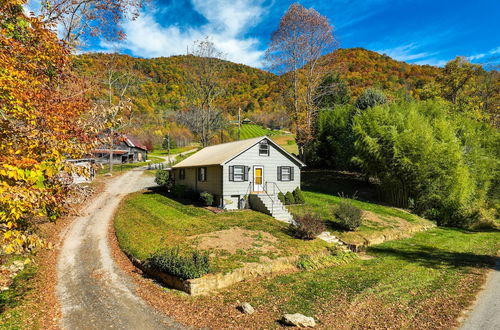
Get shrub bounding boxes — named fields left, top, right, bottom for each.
left=147, top=247, right=211, bottom=280
left=293, top=188, right=305, bottom=204
left=333, top=201, right=362, bottom=231
left=354, top=88, right=387, bottom=110
left=155, top=170, right=170, bottom=186
left=290, top=213, right=325, bottom=239
left=199, top=191, right=214, bottom=206
left=285, top=191, right=295, bottom=205
left=352, top=100, right=499, bottom=228
left=277, top=192, right=286, bottom=204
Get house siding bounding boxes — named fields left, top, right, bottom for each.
left=222, top=142, right=301, bottom=209
left=174, top=166, right=223, bottom=205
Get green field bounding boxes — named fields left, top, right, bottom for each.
left=239, top=124, right=283, bottom=139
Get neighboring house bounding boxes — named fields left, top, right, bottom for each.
left=93, top=135, right=148, bottom=164
left=171, top=136, right=305, bottom=222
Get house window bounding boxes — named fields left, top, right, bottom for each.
left=229, top=165, right=248, bottom=182
left=278, top=166, right=294, bottom=181
left=179, top=168, right=185, bottom=180
left=198, top=167, right=207, bottom=181
left=259, top=141, right=269, bottom=156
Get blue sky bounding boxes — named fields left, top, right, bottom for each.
left=28, top=0, right=500, bottom=68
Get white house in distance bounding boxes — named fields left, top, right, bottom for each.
left=171, top=136, right=305, bottom=222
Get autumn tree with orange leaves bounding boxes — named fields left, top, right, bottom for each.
left=0, top=0, right=137, bottom=257
left=266, top=3, right=337, bottom=160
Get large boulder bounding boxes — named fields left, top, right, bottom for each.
left=281, top=313, right=316, bottom=327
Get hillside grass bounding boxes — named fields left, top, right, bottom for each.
left=114, top=190, right=329, bottom=273
left=239, top=124, right=282, bottom=139
left=149, top=145, right=198, bottom=157
left=206, top=227, right=499, bottom=328
left=289, top=191, right=433, bottom=247
left=289, top=170, right=434, bottom=247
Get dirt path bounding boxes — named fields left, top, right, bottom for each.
left=56, top=168, right=185, bottom=329
left=460, top=258, right=500, bottom=330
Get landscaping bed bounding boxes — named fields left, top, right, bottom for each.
left=289, top=190, right=435, bottom=250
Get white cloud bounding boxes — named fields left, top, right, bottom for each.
left=468, top=46, right=500, bottom=61
left=100, top=0, right=267, bottom=67
left=413, top=58, right=448, bottom=67
left=375, top=43, right=436, bottom=62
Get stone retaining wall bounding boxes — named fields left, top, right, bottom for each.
left=343, top=223, right=436, bottom=252
left=130, top=254, right=299, bottom=296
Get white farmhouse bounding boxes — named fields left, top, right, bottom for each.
left=171, top=136, right=305, bottom=222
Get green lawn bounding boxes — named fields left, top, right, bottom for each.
left=239, top=124, right=283, bottom=139
left=148, top=145, right=198, bottom=157
left=205, top=227, right=499, bottom=328
left=289, top=190, right=434, bottom=247
left=114, top=191, right=330, bottom=273
left=0, top=263, right=38, bottom=329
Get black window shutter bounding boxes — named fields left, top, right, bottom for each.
left=290, top=167, right=294, bottom=181
left=244, top=166, right=249, bottom=181
left=277, top=166, right=282, bottom=181
left=229, top=166, right=234, bottom=181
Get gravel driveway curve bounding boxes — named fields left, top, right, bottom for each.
left=56, top=169, right=184, bottom=330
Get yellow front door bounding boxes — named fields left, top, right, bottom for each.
left=254, top=167, right=263, bottom=191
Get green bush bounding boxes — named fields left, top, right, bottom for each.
left=277, top=192, right=286, bottom=204
left=147, top=247, right=211, bottom=280
left=285, top=191, right=295, bottom=205
left=290, top=213, right=325, bottom=239
left=352, top=100, right=499, bottom=228
left=333, top=201, right=362, bottom=231
left=354, top=88, right=387, bottom=110
left=155, top=170, right=169, bottom=186
left=199, top=191, right=214, bottom=206
left=293, top=188, right=305, bottom=204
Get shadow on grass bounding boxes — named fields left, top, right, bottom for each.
left=368, top=244, right=498, bottom=270
left=301, top=169, right=379, bottom=202
left=144, top=186, right=203, bottom=207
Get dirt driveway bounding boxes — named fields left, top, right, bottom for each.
left=56, top=168, right=185, bottom=329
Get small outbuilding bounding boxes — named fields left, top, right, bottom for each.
left=171, top=136, right=305, bottom=222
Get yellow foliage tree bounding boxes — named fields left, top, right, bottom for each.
left=0, top=1, right=101, bottom=256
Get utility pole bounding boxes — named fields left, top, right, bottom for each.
left=238, top=107, right=241, bottom=140
left=167, top=132, right=171, bottom=167
left=108, top=128, right=113, bottom=173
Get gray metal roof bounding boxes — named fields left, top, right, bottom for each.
left=173, top=136, right=305, bottom=168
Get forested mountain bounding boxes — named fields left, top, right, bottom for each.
left=74, top=53, right=283, bottom=116
left=74, top=48, right=444, bottom=143
left=323, top=48, right=441, bottom=97
left=76, top=48, right=442, bottom=117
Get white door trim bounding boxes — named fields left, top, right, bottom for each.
left=253, top=166, right=264, bottom=192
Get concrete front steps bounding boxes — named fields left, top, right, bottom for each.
left=249, top=193, right=294, bottom=223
